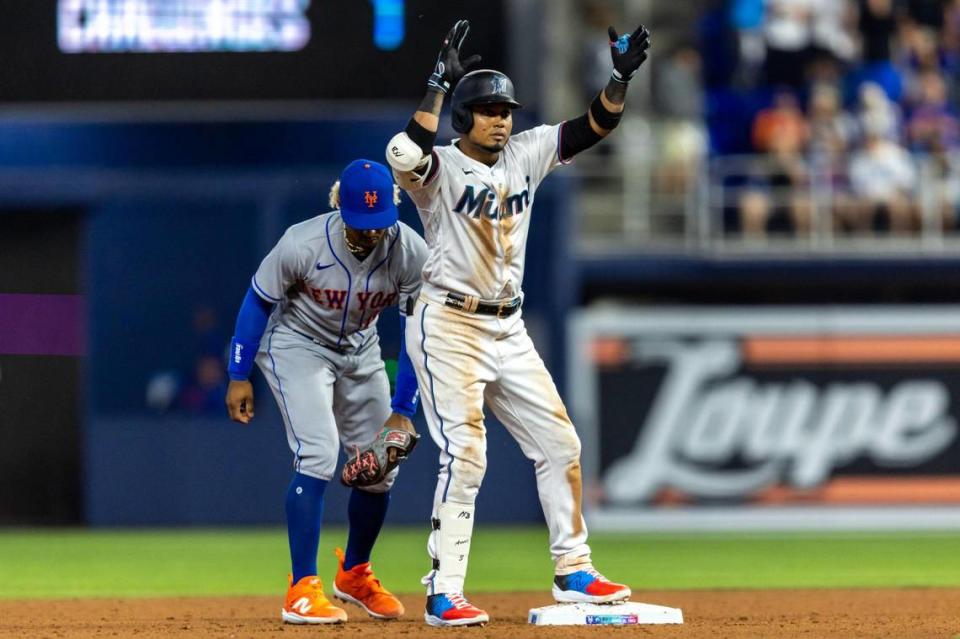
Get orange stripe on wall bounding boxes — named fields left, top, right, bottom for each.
left=590, top=338, right=629, bottom=366
left=753, top=477, right=960, bottom=504
left=743, top=336, right=960, bottom=364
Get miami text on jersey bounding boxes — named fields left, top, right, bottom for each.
left=453, top=176, right=531, bottom=219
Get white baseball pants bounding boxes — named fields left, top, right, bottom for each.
left=407, top=298, right=590, bottom=595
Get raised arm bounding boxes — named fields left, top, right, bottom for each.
left=558, top=24, right=651, bottom=162
left=386, top=19, right=480, bottom=179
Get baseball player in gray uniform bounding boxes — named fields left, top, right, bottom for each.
left=225, top=159, right=427, bottom=624
left=384, top=20, right=651, bottom=626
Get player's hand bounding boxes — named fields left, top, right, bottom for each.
left=226, top=380, right=255, bottom=424
left=383, top=412, right=417, bottom=456
left=427, top=19, right=482, bottom=94
left=608, top=24, right=651, bottom=83
left=381, top=413, right=416, bottom=465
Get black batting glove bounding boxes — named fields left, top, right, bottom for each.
left=427, top=19, right=482, bottom=94
left=608, top=24, right=651, bottom=84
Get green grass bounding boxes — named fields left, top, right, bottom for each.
left=1, top=527, right=959, bottom=598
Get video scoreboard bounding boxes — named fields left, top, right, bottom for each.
left=0, top=1, right=504, bottom=101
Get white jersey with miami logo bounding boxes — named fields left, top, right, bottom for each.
left=397, top=123, right=567, bottom=302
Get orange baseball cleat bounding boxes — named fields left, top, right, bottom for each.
left=281, top=574, right=348, bottom=624
left=332, top=547, right=405, bottom=619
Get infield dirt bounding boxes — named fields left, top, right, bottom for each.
left=2, top=588, right=958, bottom=638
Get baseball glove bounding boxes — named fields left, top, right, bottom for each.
left=341, top=427, right=420, bottom=487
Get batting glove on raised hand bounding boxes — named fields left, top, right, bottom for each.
left=608, top=24, right=651, bottom=84
left=427, top=19, right=482, bottom=94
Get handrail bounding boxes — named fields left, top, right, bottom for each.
left=570, top=132, right=960, bottom=254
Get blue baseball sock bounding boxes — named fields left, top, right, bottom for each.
left=286, top=472, right=328, bottom=583
left=343, top=489, right=390, bottom=570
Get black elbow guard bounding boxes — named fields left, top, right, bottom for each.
left=405, top=118, right=437, bottom=155
left=559, top=114, right=603, bottom=161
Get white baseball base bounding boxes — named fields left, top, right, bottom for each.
left=528, top=601, right=683, bottom=626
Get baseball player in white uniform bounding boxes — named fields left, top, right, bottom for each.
left=384, top=20, right=652, bottom=626
left=225, top=159, right=427, bottom=624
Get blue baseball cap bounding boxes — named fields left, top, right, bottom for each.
left=338, top=159, right=399, bottom=230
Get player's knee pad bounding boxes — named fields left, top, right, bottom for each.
left=548, top=431, right=582, bottom=468
left=295, top=455, right=337, bottom=483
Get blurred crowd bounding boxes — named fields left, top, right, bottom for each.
left=145, top=305, right=228, bottom=415
left=667, top=0, right=960, bottom=237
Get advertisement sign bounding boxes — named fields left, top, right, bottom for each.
left=568, top=307, right=960, bottom=529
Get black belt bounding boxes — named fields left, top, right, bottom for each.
left=290, top=328, right=351, bottom=353
left=444, top=293, right=522, bottom=318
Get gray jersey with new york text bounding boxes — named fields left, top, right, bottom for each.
left=252, top=211, right=427, bottom=349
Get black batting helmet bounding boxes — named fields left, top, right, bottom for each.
left=450, top=69, right=523, bottom=134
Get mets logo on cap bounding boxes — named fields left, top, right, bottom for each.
left=338, top=159, right=399, bottom=230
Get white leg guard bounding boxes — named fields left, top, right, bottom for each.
left=421, top=502, right=476, bottom=595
